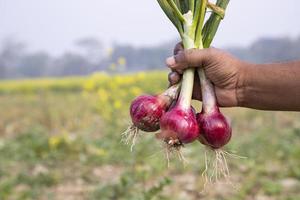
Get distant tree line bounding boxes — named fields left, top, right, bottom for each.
left=0, top=36, right=300, bottom=79
left=227, top=37, right=300, bottom=63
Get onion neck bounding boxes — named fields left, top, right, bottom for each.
left=197, top=42, right=219, bottom=114
left=161, top=83, right=180, bottom=102
left=177, top=11, right=196, bottom=111
left=198, top=68, right=218, bottom=114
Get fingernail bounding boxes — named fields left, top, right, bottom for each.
left=166, top=56, right=176, bottom=67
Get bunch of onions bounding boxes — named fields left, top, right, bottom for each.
left=125, top=0, right=235, bottom=184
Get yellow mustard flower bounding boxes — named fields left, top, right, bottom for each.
left=48, top=136, right=62, bottom=149
left=98, top=88, right=109, bottom=102
left=114, top=100, right=122, bottom=109
left=130, top=86, right=143, bottom=96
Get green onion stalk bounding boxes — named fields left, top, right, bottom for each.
left=158, top=0, right=229, bottom=113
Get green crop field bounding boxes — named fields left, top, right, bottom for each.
left=0, top=71, right=300, bottom=200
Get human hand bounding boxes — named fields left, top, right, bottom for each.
left=166, top=43, right=247, bottom=107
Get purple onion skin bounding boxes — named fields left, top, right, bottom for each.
left=197, top=110, right=232, bottom=149
left=159, top=105, right=200, bottom=144
left=130, top=95, right=168, bottom=132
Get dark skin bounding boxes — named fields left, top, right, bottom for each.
left=167, top=43, right=300, bottom=111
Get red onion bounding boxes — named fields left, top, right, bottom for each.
left=130, top=94, right=169, bottom=132
left=158, top=104, right=199, bottom=145
left=197, top=110, right=232, bottom=149
left=122, top=84, right=180, bottom=150
left=196, top=68, right=232, bottom=149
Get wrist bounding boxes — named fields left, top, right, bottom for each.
left=236, top=61, right=256, bottom=107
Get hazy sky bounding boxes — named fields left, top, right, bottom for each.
left=1, top=0, right=300, bottom=55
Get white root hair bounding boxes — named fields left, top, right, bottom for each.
left=163, top=139, right=188, bottom=168
left=201, top=148, right=246, bottom=191
left=121, top=124, right=139, bottom=152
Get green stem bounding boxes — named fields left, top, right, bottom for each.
left=189, top=0, right=195, bottom=13
left=175, top=0, right=182, bottom=12
left=195, top=39, right=218, bottom=113
left=178, top=11, right=196, bottom=110
left=166, top=0, right=186, bottom=23
left=157, top=0, right=184, bottom=36
left=202, top=0, right=230, bottom=48
left=179, top=0, right=189, bottom=14
left=195, top=0, right=207, bottom=48
left=207, top=2, right=225, bottom=19
left=198, top=69, right=218, bottom=113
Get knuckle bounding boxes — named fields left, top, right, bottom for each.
left=206, top=47, right=215, bottom=57
left=185, top=48, right=197, bottom=60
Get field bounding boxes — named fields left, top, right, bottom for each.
left=0, top=71, right=300, bottom=200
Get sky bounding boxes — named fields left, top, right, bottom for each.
left=0, top=0, right=300, bottom=56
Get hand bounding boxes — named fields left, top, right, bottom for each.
left=166, top=43, right=246, bottom=107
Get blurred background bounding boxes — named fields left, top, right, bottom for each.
left=0, top=0, right=300, bottom=199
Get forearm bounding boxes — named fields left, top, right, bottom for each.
left=238, top=61, right=300, bottom=111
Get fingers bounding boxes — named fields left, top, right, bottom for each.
left=173, top=42, right=183, bottom=55
left=168, top=43, right=184, bottom=87
left=167, top=43, right=210, bottom=102
left=166, top=48, right=215, bottom=70
left=170, top=42, right=184, bottom=74
left=168, top=71, right=181, bottom=86
left=168, top=71, right=203, bottom=102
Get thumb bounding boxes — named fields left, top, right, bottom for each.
left=166, top=48, right=214, bottom=70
